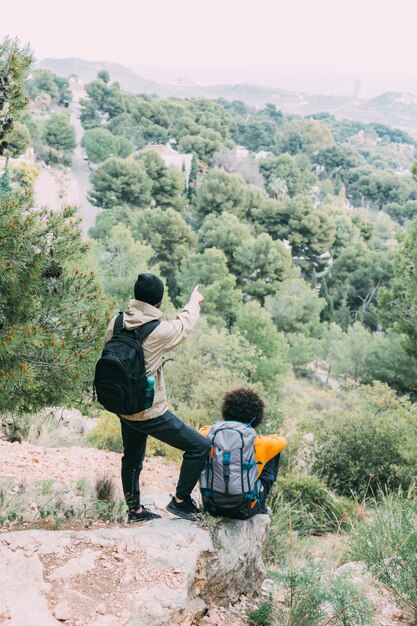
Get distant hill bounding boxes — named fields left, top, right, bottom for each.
left=36, top=58, right=163, bottom=95
left=36, top=58, right=417, bottom=139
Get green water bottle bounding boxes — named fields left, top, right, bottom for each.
left=143, top=376, right=155, bottom=409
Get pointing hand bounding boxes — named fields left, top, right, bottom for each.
left=190, top=284, right=204, bottom=304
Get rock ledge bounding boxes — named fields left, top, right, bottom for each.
left=0, top=515, right=269, bottom=626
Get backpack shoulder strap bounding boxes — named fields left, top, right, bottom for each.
left=134, top=320, right=161, bottom=343
left=113, top=312, right=124, bottom=334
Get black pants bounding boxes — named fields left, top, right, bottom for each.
left=120, top=411, right=211, bottom=511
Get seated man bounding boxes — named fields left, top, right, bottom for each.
left=199, top=388, right=287, bottom=519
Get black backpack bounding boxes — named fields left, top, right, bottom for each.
left=94, top=313, right=160, bottom=415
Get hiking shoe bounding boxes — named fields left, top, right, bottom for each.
left=166, top=495, right=201, bottom=521
left=127, top=506, right=161, bottom=523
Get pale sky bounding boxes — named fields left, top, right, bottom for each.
left=3, top=0, right=417, bottom=97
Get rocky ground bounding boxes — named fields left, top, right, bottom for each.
left=0, top=438, right=257, bottom=625
left=0, top=514, right=269, bottom=625
left=0, top=438, right=178, bottom=501
left=0, top=437, right=411, bottom=625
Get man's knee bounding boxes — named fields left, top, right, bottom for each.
left=194, top=437, right=211, bottom=459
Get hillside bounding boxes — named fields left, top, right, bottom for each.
left=37, top=57, right=417, bottom=137
left=36, top=57, right=163, bottom=95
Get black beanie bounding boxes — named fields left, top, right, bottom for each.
left=134, top=273, right=164, bottom=305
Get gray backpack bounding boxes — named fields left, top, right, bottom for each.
left=199, top=420, right=260, bottom=519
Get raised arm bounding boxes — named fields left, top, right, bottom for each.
left=159, top=286, right=204, bottom=354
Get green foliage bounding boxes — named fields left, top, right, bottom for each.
left=313, top=145, right=362, bottom=179
left=90, top=223, right=158, bottom=308
left=277, top=118, right=334, bottom=156
left=237, top=118, right=278, bottom=152
left=192, top=168, right=250, bottom=223
left=164, top=319, right=260, bottom=428
left=175, top=248, right=242, bottom=324
left=349, top=493, right=417, bottom=622
left=198, top=211, right=252, bottom=274
left=0, top=192, right=111, bottom=418
left=133, top=208, right=196, bottom=295
left=97, top=70, right=110, bottom=84
left=16, top=110, right=41, bottom=142
left=247, top=596, right=276, bottom=626
left=43, top=113, right=76, bottom=156
left=286, top=333, right=320, bottom=369
left=310, top=382, right=417, bottom=498
left=321, top=323, right=372, bottom=382
left=0, top=169, right=12, bottom=197
left=89, top=157, right=152, bottom=209
left=25, top=69, right=68, bottom=102
left=137, top=151, right=186, bottom=210
left=88, top=204, right=133, bottom=240
left=84, top=78, right=125, bottom=120
left=234, top=233, right=292, bottom=302
left=79, top=78, right=127, bottom=129
left=252, top=195, right=336, bottom=262
left=327, top=209, right=366, bottom=258
left=178, top=130, right=230, bottom=163
left=345, top=166, right=416, bottom=209
left=320, top=323, right=417, bottom=393
left=10, top=162, right=39, bottom=191
left=81, top=127, right=133, bottom=163
left=270, top=560, right=374, bottom=626
left=384, top=200, right=417, bottom=226
left=269, top=474, right=355, bottom=535
left=88, top=412, right=122, bottom=452
left=5, top=120, right=31, bottom=158
left=0, top=38, right=32, bottom=155
left=380, top=218, right=417, bottom=360
left=327, top=240, right=394, bottom=326
left=234, top=300, right=290, bottom=390
left=260, top=154, right=314, bottom=198
left=265, top=278, right=325, bottom=336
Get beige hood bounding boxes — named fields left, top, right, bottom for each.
left=123, top=300, right=163, bottom=330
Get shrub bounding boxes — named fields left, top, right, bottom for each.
left=247, top=596, right=276, bottom=626
left=93, top=473, right=125, bottom=521
left=349, top=493, right=417, bottom=624
left=87, top=411, right=184, bottom=460
left=95, top=474, right=116, bottom=503
left=88, top=412, right=122, bottom=452
left=0, top=413, right=30, bottom=442
left=270, top=560, right=375, bottom=626
left=269, top=474, right=356, bottom=535
left=10, top=163, right=40, bottom=191
left=310, top=382, right=417, bottom=498
left=164, top=319, right=262, bottom=429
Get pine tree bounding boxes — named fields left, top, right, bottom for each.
left=0, top=168, right=11, bottom=197
left=0, top=38, right=32, bottom=155
left=319, top=278, right=335, bottom=323
left=0, top=191, right=112, bottom=418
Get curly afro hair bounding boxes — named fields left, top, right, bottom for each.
left=221, top=388, right=265, bottom=428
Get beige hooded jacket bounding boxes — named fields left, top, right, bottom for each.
left=104, top=299, right=200, bottom=421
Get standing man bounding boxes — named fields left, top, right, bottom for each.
left=104, top=273, right=211, bottom=522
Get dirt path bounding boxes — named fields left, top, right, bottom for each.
left=0, top=439, right=178, bottom=497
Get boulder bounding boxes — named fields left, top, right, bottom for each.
left=0, top=515, right=269, bottom=626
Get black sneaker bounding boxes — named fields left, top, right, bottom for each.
left=166, top=495, right=201, bottom=521
left=127, top=506, right=161, bottom=523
